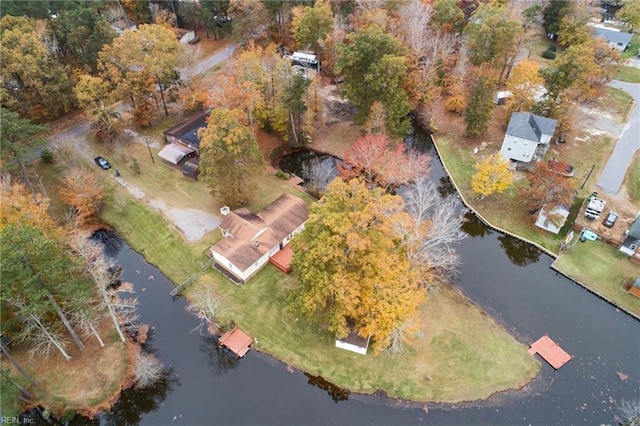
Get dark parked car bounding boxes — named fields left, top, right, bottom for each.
left=94, top=156, right=111, bottom=170
left=603, top=212, right=618, bottom=228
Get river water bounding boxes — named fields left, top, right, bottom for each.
left=78, top=128, right=637, bottom=425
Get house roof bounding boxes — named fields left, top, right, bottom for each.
left=213, top=194, right=308, bottom=272
left=593, top=27, right=633, bottom=46
left=164, top=110, right=210, bottom=147
left=506, top=112, right=557, bottom=143
left=628, top=213, right=640, bottom=239
left=158, top=143, right=195, bottom=165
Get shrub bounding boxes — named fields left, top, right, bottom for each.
left=276, top=170, right=290, bottom=180
left=130, top=158, right=141, bottom=175
left=542, top=50, right=557, bottom=60
left=548, top=44, right=557, bottom=52
left=40, top=149, right=54, bottom=163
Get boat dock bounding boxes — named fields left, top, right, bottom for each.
left=528, top=335, right=572, bottom=369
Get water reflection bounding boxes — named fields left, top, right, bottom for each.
left=498, top=235, right=541, bottom=267
left=436, top=176, right=456, bottom=197
left=101, top=372, right=177, bottom=426
left=304, top=373, right=350, bottom=404
left=460, top=211, right=493, bottom=238
left=200, top=335, right=240, bottom=376
left=278, top=150, right=341, bottom=194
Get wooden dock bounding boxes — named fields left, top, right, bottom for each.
left=219, top=327, right=253, bottom=357
left=529, top=335, right=572, bottom=369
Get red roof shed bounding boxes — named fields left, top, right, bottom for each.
left=219, top=327, right=253, bottom=357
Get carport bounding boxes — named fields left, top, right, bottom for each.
left=158, top=143, right=195, bottom=165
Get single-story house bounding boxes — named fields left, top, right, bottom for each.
left=157, top=143, right=196, bottom=166
left=593, top=26, right=633, bottom=51
left=535, top=204, right=571, bottom=234
left=499, top=112, right=557, bottom=167
left=620, top=213, right=640, bottom=256
left=164, top=109, right=210, bottom=156
left=211, top=193, right=308, bottom=284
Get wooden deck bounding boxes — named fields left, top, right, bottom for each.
left=529, top=335, right=572, bottom=369
left=219, top=327, right=253, bottom=357
left=269, top=245, right=293, bottom=274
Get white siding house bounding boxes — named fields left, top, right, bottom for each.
left=592, top=26, right=633, bottom=51
left=211, top=194, right=308, bottom=283
left=500, top=112, right=557, bottom=166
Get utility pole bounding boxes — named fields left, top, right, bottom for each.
left=145, top=137, right=155, bottom=164
left=581, top=164, right=595, bottom=190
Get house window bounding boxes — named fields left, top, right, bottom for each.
left=630, top=244, right=638, bottom=251
left=507, top=147, right=511, bottom=151
left=228, top=262, right=233, bottom=269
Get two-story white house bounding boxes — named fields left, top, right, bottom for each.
left=211, top=193, right=308, bottom=284
left=499, top=112, right=557, bottom=169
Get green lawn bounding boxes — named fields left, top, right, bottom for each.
left=624, top=152, right=640, bottom=205
left=552, top=240, right=640, bottom=317
left=621, top=33, right=640, bottom=59
left=97, top=153, right=540, bottom=403
left=616, top=66, right=640, bottom=83
left=35, top=107, right=542, bottom=404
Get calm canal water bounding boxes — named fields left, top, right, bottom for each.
left=78, top=127, right=637, bottom=425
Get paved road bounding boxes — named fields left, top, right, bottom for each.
left=180, top=44, right=237, bottom=79
left=596, top=80, right=640, bottom=194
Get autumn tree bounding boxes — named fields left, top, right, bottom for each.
left=228, top=0, right=270, bottom=45
left=98, top=24, right=181, bottom=121
left=505, top=60, right=545, bottom=114
left=198, top=0, right=231, bottom=40
left=290, top=178, right=425, bottom=354
left=431, top=0, right=466, bottom=33
left=471, top=153, right=513, bottom=199
left=198, top=108, right=264, bottom=206
left=1, top=223, right=95, bottom=357
left=335, top=25, right=411, bottom=138
left=540, top=38, right=622, bottom=116
left=59, top=166, right=106, bottom=224
left=518, top=160, right=577, bottom=217
left=0, top=108, right=48, bottom=199
left=543, top=0, right=571, bottom=37
left=463, top=3, right=523, bottom=82
left=557, top=4, right=594, bottom=47
left=291, top=0, right=333, bottom=51
left=339, top=133, right=431, bottom=192
left=46, top=1, right=116, bottom=69
left=617, top=0, right=640, bottom=30
left=0, top=16, right=74, bottom=120
left=464, top=68, right=498, bottom=137
left=74, top=75, right=120, bottom=143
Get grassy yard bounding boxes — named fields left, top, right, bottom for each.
left=616, top=66, right=640, bottom=83
left=603, top=87, right=635, bottom=123
left=89, top=120, right=541, bottom=404
left=103, top=193, right=540, bottom=403
left=552, top=240, right=640, bottom=317
left=621, top=33, right=640, bottom=59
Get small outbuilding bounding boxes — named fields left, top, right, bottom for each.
left=157, top=143, right=196, bottom=166
left=335, top=320, right=370, bottom=355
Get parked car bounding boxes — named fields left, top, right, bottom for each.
left=603, top=212, right=618, bottom=228
left=94, top=156, right=111, bottom=170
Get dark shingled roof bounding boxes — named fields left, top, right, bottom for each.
left=506, top=112, right=557, bottom=143
left=164, top=110, right=209, bottom=147
left=594, top=27, right=633, bottom=47
left=213, top=194, right=308, bottom=272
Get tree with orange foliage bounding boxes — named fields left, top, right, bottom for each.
left=518, top=160, right=577, bottom=218
left=471, top=152, right=513, bottom=200
left=339, top=133, right=431, bottom=192
left=58, top=166, right=106, bottom=224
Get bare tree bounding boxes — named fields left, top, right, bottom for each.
left=12, top=306, right=72, bottom=361
left=134, top=351, right=164, bottom=389
left=616, top=398, right=640, bottom=426
left=0, top=341, right=37, bottom=387
left=73, top=236, right=127, bottom=343
left=186, top=284, right=228, bottom=335
left=397, top=0, right=433, bottom=60
left=398, top=177, right=467, bottom=282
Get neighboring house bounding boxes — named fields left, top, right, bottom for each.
left=535, top=204, right=571, bottom=234
left=592, top=26, right=633, bottom=51
left=160, top=110, right=210, bottom=178
left=499, top=112, right=557, bottom=167
left=164, top=109, right=210, bottom=156
left=211, top=194, right=309, bottom=284
left=620, top=213, right=640, bottom=256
